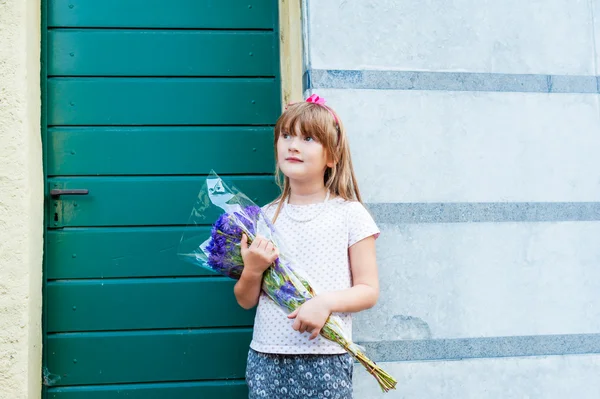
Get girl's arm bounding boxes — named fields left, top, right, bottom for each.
left=288, top=235, right=379, bottom=339
left=234, top=234, right=279, bottom=310
left=234, top=268, right=264, bottom=310
left=320, top=235, right=379, bottom=312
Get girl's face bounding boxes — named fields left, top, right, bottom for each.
left=276, top=126, right=333, bottom=183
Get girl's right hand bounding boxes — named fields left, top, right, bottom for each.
left=240, top=234, right=279, bottom=276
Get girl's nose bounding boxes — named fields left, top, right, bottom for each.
left=287, top=136, right=300, bottom=151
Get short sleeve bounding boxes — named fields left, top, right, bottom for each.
left=346, top=201, right=380, bottom=247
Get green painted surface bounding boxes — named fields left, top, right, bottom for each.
left=47, top=127, right=275, bottom=176
left=46, top=228, right=212, bottom=279
left=46, top=278, right=254, bottom=332
left=43, top=0, right=280, bottom=395
left=47, top=176, right=278, bottom=227
left=48, top=78, right=280, bottom=125
left=48, top=381, right=247, bottom=399
left=49, top=30, right=276, bottom=77
left=49, top=0, right=275, bottom=29
left=46, top=329, right=252, bottom=385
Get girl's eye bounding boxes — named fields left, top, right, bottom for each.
left=304, top=136, right=314, bottom=142
left=281, top=133, right=290, bottom=139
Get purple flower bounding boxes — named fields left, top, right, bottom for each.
left=279, top=281, right=296, bottom=298
left=233, top=205, right=262, bottom=235
left=273, top=258, right=285, bottom=273
left=272, top=280, right=299, bottom=305
left=203, top=206, right=276, bottom=280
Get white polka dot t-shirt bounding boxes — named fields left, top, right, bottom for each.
left=249, top=196, right=380, bottom=355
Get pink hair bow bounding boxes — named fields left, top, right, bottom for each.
left=284, top=93, right=340, bottom=129
left=306, top=94, right=327, bottom=105
left=305, top=94, right=339, bottom=126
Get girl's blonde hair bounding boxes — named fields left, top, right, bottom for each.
left=271, top=100, right=363, bottom=222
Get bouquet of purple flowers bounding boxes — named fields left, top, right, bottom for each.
left=178, top=171, right=397, bottom=392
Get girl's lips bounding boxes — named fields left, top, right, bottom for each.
left=286, top=157, right=303, bottom=163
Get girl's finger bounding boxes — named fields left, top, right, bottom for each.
left=257, top=238, right=268, bottom=250
left=287, top=308, right=299, bottom=319
left=240, top=234, right=248, bottom=251
left=299, top=322, right=308, bottom=333
left=269, top=249, right=280, bottom=263
left=309, top=328, right=321, bottom=340
left=292, top=318, right=301, bottom=331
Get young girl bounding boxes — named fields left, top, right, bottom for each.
left=234, top=94, right=380, bottom=398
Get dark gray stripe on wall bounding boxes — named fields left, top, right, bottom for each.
left=305, top=69, right=600, bottom=94
left=357, top=333, right=600, bottom=363
left=366, top=202, right=600, bottom=224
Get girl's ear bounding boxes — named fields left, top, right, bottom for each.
left=326, top=152, right=337, bottom=168
left=325, top=150, right=335, bottom=169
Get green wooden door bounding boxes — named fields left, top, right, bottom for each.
left=42, top=1, right=281, bottom=397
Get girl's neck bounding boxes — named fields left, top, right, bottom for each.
left=287, top=179, right=329, bottom=205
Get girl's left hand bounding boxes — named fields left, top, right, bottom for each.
left=288, top=296, right=332, bottom=340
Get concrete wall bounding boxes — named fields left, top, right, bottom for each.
left=303, top=0, right=600, bottom=397
left=0, top=0, right=44, bottom=398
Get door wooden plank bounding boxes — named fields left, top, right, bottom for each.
left=48, top=78, right=280, bottom=125
left=47, top=381, right=247, bottom=399
left=47, top=127, right=275, bottom=176
left=46, top=278, right=254, bottom=332
left=47, top=176, right=279, bottom=227
left=46, top=228, right=213, bottom=279
left=46, top=329, right=252, bottom=385
left=49, top=30, right=276, bottom=77
left=49, top=0, right=275, bottom=29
